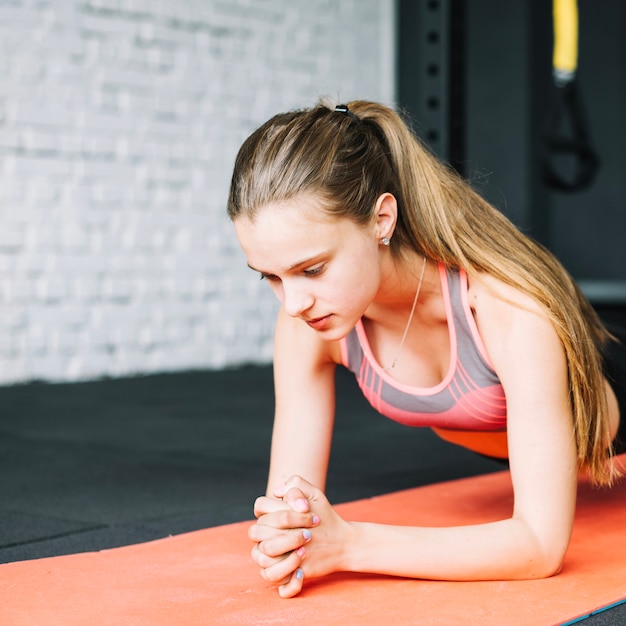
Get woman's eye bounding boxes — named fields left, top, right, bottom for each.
left=304, top=265, right=325, bottom=277
left=260, top=273, right=280, bottom=282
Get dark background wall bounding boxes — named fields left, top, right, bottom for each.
left=398, top=0, right=626, bottom=296
left=547, top=1, right=626, bottom=282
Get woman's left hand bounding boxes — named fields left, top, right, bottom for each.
left=249, top=476, right=352, bottom=598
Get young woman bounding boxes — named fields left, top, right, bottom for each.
left=227, top=100, right=625, bottom=598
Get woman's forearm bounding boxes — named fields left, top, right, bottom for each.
left=342, top=517, right=569, bottom=581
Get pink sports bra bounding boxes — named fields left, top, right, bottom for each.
left=340, top=264, right=507, bottom=431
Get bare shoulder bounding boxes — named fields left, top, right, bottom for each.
left=466, top=271, right=562, bottom=374
left=467, top=271, right=543, bottom=318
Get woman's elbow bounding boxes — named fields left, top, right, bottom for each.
left=513, top=517, right=572, bottom=580
left=521, top=544, right=568, bottom=579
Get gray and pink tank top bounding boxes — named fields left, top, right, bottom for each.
left=340, top=263, right=507, bottom=431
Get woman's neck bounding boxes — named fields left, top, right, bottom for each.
left=365, top=256, right=441, bottom=325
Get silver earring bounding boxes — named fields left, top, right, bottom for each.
left=381, top=237, right=390, bottom=246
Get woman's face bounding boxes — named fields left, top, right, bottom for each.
left=234, top=195, right=387, bottom=341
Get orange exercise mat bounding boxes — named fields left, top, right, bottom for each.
left=1, top=457, right=626, bottom=626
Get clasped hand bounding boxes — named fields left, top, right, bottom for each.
left=248, top=475, right=349, bottom=598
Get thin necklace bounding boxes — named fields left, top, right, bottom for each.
left=383, top=256, right=427, bottom=371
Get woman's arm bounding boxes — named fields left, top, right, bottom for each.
left=266, top=305, right=339, bottom=495
left=251, top=305, right=337, bottom=595
left=342, top=288, right=579, bottom=580
left=252, top=278, right=579, bottom=596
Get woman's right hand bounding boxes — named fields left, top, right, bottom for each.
left=249, top=491, right=319, bottom=594
left=250, top=477, right=353, bottom=598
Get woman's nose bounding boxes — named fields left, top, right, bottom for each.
left=282, top=282, right=314, bottom=318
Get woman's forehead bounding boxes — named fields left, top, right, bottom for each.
left=237, top=197, right=353, bottom=235
left=234, top=200, right=370, bottom=269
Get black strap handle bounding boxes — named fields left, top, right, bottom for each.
left=542, top=80, right=600, bottom=193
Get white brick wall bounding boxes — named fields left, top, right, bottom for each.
left=0, top=0, right=396, bottom=385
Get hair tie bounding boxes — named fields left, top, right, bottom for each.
left=334, top=104, right=360, bottom=121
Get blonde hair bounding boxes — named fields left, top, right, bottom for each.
left=228, top=99, right=616, bottom=485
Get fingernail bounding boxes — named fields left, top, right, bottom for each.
left=295, top=498, right=309, bottom=512
left=295, top=568, right=304, bottom=580
left=312, top=515, right=320, bottom=525
left=302, top=529, right=312, bottom=541
left=296, top=546, right=306, bottom=558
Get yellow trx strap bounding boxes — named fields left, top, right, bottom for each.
left=552, top=0, right=578, bottom=85
left=542, top=0, right=599, bottom=192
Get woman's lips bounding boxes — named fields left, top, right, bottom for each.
left=305, top=314, right=332, bottom=330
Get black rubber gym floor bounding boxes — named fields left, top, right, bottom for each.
left=1, top=363, right=624, bottom=625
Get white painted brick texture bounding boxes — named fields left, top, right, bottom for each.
left=0, top=0, right=395, bottom=384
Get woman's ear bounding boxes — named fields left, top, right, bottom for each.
left=374, top=193, right=398, bottom=242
